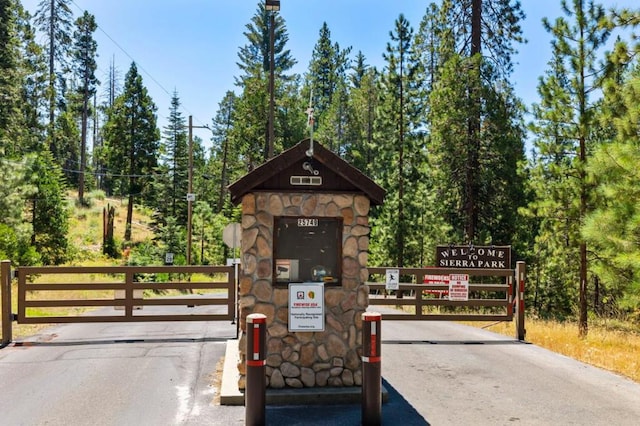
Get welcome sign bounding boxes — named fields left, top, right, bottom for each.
left=436, top=245, right=511, bottom=269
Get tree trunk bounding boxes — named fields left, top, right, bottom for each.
left=579, top=135, right=588, bottom=337
left=465, top=0, right=482, bottom=242
left=125, top=191, right=134, bottom=242
left=578, top=11, right=589, bottom=337
left=471, top=0, right=482, bottom=55
left=78, top=81, right=89, bottom=205
left=48, top=0, right=55, bottom=153
left=397, top=35, right=405, bottom=269
left=218, top=108, right=233, bottom=212
left=579, top=242, right=588, bottom=336
left=125, top=114, right=136, bottom=242
left=594, top=274, right=600, bottom=316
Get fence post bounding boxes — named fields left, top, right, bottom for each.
left=1, top=260, right=12, bottom=346
left=515, top=262, right=526, bottom=341
left=124, top=269, right=134, bottom=320
left=245, top=313, right=267, bottom=426
left=362, top=312, right=382, bottom=425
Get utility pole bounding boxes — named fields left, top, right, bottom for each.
left=266, top=0, right=280, bottom=158
left=187, top=116, right=194, bottom=265
left=187, top=116, right=211, bottom=265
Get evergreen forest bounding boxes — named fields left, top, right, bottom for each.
left=1, top=0, right=639, bottom=335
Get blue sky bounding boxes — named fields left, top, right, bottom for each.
left=20, top=0, right=639, bottom=145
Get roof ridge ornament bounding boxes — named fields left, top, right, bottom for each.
left=306, top=87, right=314, bottom=158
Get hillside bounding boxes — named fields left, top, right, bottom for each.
left=68, top=190, right=154, bottom=261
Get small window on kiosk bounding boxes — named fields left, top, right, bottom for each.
left=274, top=216, right=342, bottom=285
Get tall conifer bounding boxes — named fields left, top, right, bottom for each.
left=235, top=2, right=296, bottom=163
left=34, top=0, right=73, bottom=157
left=529, top=0, right=612, bottom=335
left=101, top=62, right=159, bottom=242
left=372, top=15, right=425, bottom=268
left=71, top=11, right=98, bottom=204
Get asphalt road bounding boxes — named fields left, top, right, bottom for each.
left=376, top=317, right=640, bottom=425
left=0, top=309, right=244, bottom=426
left=1, top=305, right=640, bottom=425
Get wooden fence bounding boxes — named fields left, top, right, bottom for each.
left=1, top=261, right=236, bottom=345
left=366, top=262, right=526, bottom=340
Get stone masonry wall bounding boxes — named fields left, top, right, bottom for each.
left=237, top=192, right=371, bottom=389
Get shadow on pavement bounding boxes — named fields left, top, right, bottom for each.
left=265, top=378, right=429, bottom=425
left=9, top=336, right=231, bottom=347
left=382, top=339, right=529, bottom=345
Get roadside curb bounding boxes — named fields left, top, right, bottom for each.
left=220, top=338, right=244, bottom=405
left=220, top=338, right=388, bottom=406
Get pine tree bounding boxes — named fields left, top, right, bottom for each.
left=371, top=14, right=425, bottom=268
left=33, top=0, right=73, bottom=157
left=0, top=156, right=39, bottom=265
left=277, top=75, right=307, bottom=151
left=343, top=53, right=378, bottom=175
left=206, top=91, right=238, bottom=213
left=28, top=150, right=69, bottom=265
left=18, top=6, right=48, bottom=154
left=232, top=73, right=268, bottom=171
left=101, top=62, right=160, bottom=242
left=54, top=109, right=80, bottom=186
left=236, top=2, right=295, bottom=84
left=155, top=91, right=188, bottom=223
left=235, top=2, right=296, bottom=163
left=155, top=216, right=185, bottom=265
left=94, top=58, right=121, bottom=191
left=528, top=0, right=612, bottom=335
left=414, top=2, right=453, bottom=95
left=71, top=11, right=98, bottom=205
left=305, top=22, right=352, bottom=152
left=584, top=102, right=640, bottom=315
left=0, top=0, right=25, bottom=157
left=438, top=0, right=525, bottom=241
left=582, top=23, right=640, bottom=317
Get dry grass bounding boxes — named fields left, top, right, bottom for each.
left=475, top=319, right=640, bottom=383
left=67, top=191, right=154, bottom=257
left=1, top=195, right=156, bottom=340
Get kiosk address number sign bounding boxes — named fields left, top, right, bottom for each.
left=297, top=218, right=319, bottom=227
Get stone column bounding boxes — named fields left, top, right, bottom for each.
left=237, top=192, right=371, bottom=389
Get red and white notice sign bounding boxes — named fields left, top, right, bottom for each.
left=448, top=274, right=469, bottom=301
left=423, top=274, right=449, bottom=296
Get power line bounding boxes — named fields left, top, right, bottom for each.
left=61, top=167, right=156, bottom=179
left=1, top=157, right=166, bottom=180
left=68, top=0, right=210, bottom=127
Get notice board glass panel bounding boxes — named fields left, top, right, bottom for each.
left=274, top=217, right=342, bottom=285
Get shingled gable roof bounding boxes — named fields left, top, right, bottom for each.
left=228, top=138, right=385, bottom=205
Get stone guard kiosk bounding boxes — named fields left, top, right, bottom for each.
left=229, top=139, right=384, bottom=390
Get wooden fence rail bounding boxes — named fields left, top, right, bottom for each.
left=0, top=262, right=236, bottom=345
left=366, top=263, right=526, bottom=340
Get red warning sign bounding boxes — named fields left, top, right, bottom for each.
left=423, top=274, right=449, bottom=296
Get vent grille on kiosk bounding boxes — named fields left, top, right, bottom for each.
left=290, top=176, right=322, bottom=186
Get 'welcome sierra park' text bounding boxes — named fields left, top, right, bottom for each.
left=435, top=245, right=511, bottom=270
